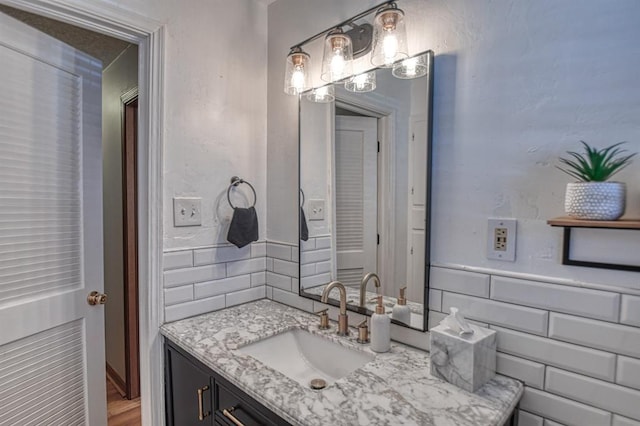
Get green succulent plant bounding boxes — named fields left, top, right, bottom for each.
left=557, top=141, right=636, bottom=182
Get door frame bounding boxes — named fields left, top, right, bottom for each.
left=335, top=91, right=400, bottom=293
left=0, top=1, right=166, bottom=424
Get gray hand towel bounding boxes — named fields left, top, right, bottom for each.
left=300, top=207, right=309, bottom=241
left=227, top=206, right=259, bottom=248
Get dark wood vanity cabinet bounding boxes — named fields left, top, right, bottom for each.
left=165, top=341, right=290, bottom=426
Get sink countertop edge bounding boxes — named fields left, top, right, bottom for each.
left=160, top=299, right=523, bottom=426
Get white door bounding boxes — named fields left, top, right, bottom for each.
left=0, top=12, right=106, bottom=426
left=407, top=115, right=428, bottom=303
left=334, top=115, right=378, bottom=287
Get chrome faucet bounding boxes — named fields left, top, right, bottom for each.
left=359, top=272, right=381, bottom=308
left=320, top=281, right=349, bottom=336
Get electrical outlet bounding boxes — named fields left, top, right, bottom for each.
left=173, top=197, right=202, bottom=227
left=487, top=218, right=516, bottom=261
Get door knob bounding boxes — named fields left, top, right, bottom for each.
left=87, top=291, right=107, bottom=306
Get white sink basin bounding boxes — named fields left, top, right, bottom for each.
left=238, top=329, right=374, bottom=389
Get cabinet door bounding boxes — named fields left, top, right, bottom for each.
left=165, top=344, right=214, bottom=426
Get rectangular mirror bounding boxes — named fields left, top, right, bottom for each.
left=298, top=50, right=434, bottom=331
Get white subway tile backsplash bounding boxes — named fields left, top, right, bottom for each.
left=266, top=271, right=292, bottom=291
left=226, top=286, right=266, bottom=307
left=164, top=264, right=226, bottom=288
left=163, top=250, right=193, bottom=270
left=614, top=415, right=640, bottom=426
left=164, top=285, right=194, bottom=306
left=518, top=411, right=544, bottom=426
left=496, top=353, right=545, bottom=389
left=272, top=288, right=313, bottom=312
left=617, top=356, right=640, bottom=391
left=621, top=295, right=640, bottom=327
left=549, top=313, right=640, bottom=358
left=251, top=271, right=266, bottom=287
left=266, top=257, right=274, bottom=271
left=194, top=245, right=250, bottom=266
left=315, top=261, right=331, bottom=274
left=292, top=278, right=299, bottom=291
left=442, top=292, right=548, bottom=335
left=520, top=388, right=611, bottom=426
left=301, top=263, right=315, bottom=277
left=491, top=276, right=620, bottom=322
left=428, top=289, right=442, bottom=311
left=194, top=275, right=251, bottom=299
left=291, top=247, right=299, bottom=262
left=299, top=273, right=331, bottom=290
left=545, top=367, right=640, bottom=420
left=301, top=249, right=331, bottom=264
left=273, top=259, right=298, bottom=278
left=428, top=311, right=447, bottom=330
left=430, top=267, right=490, bottom=297
left=165, top=295, right=226, bottom=323
left=251, top=242, right=267, bottom=258
left=266, top=242, right=293, bottom=260
left=316, top=237, right=331, bottom=249
left=227, top=257, right=266, bottom=277
left=301, top=238, right=316, bottom=251
left=492, top=326, right=615, bottom=381
left=266, top=285, right=273, bottom=300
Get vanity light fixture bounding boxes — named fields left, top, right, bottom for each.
left=345, top=70, right=376, bottom=93
left=370, top=2, right=409, bottom=67
left=321, top=29, right=354, bottom=83
left=307, top=84, right=335, bottom=103
left=283, top=47, right=311, bottom=95
left=392, top=52, right=428, bottom=79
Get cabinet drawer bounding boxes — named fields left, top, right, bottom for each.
left=214, top=378, right=288, bottom=426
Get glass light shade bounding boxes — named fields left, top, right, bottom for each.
left=307, top=84, right=335, bottom=103
left=392, top=54, right=428, bottom=79
left=284, top=48, right=311, bottom=95
left=370, top=4, right=408, bottom=68
left=345, top=70, right=376, bottom=93
left=320, top=30, right=354, bottom=83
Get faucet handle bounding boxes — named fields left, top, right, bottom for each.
left=356, top=319, right=369, bottom=344
left=316, top=308, right=330, bottom=330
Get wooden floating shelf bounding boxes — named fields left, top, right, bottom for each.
left=547, top=216, right=640, bottom=272
left=547, top=217, right=640, bottom=230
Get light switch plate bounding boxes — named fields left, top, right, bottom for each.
left=487, top=218, right=516, bottom=261
left=307, top=199, right=325, bottom=221
left=173, top=197, right=202, bottom=227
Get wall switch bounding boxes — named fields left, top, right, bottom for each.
left=173, top=197, right=202, bottom=227
left=307, top=199, right=325, bottom=221
left=487, top=218, right=516, bottom=261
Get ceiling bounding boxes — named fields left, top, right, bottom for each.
left=0, top=4, right=132, bottom=68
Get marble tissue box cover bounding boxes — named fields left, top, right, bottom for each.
left=429, top=323, right=496, bottom=393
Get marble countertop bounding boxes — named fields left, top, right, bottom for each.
left=161, top=299, right=523, bottom=426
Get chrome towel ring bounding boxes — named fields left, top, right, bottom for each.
left=300, top=188, right=305, bottom=207
left=227, top=176, right=257, bottom=209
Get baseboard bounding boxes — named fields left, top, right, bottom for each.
left=106, top=363, right=127, bottom=398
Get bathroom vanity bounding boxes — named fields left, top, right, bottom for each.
left=161, top=300, right=522, bottom=426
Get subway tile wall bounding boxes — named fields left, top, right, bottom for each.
left=162, top=242, right=267, bottom=322
left=164, top=242, right=640, bottom=426
left=430, top=266, right=640, bottom=426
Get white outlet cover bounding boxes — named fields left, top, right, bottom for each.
left=487, top=218, right=516, bottom=261
left=307, top=199, right=325, bottom=221
left=173, top=197, right=202, bottom=227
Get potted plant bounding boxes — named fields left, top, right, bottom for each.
left=558, top=141, right=636, bottom=220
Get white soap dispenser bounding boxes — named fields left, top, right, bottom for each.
left=391, top=286, right=410, bottom=324
left=370, top=295, right=391, bottom=353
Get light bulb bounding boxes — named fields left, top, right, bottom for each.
left=330, top=51, right=346, bottom=80
left=353, top=73, right=368, bottom=90
left=383, top=34, right=399, bottom=66
left=403, top=57, right=417, bottom=77
left=290, top=66, right=306, bottom=94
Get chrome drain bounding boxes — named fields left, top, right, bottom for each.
left=310, top=378, right=327, bottom=390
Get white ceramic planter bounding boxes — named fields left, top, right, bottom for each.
left=564, top=182, right=626, bottom=220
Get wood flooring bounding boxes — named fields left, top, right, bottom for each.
left=107, top=379, right=141, bottom=426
